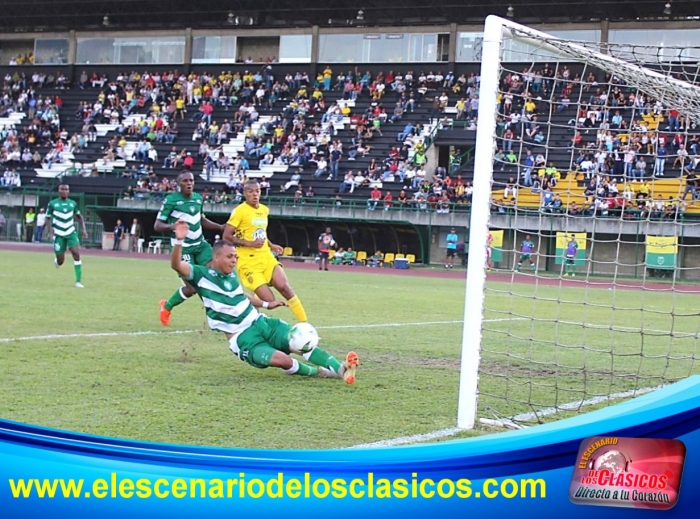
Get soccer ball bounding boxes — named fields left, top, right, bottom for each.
left=288, top=322, right=320, bottom=354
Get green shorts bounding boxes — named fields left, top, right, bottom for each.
left=234, top=316, right=293, bottom=369
left=566, top=255, right=575, bottom=265
left=520, top=254, right=532, bottom=262
left=53, top=232, right=80, bottom=255
left=181, top=242, right=213, bottom=267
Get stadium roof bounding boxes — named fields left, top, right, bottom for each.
left=2, top=0, right=698, bottom=32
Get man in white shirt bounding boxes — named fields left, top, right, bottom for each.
left=34, top=208, right=47, bottom=242
left=314, top=158, right=328, bottom=178
left=579, top=157, right=595, bottom=179
left=129, top=218, right=142, bottom=252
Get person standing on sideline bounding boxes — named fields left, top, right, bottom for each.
left=318, top=227, right=335, bottom=271
left=129, top=218, right=142, bottom=252
left=516, top=234, right=537, bottom=272
left=34, top=208, right=47, bottom=242
left=445, top=227, right=458, bottom=269
left=113, top=219, right=125, bottom=251
left=0, top=209, right=6, bottom=238
left=24, top=208, right=36, bottom=243
left=563, top=234, right=579, bottom=277
left=486, top=231, right=494, bottom=271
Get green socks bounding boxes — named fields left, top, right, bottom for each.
left=74, top=260, right=82, bottom=283
left=304, top=347, right=343, bottom=374
left=165, top=287, right=190, bottom=311
left=284, top=358, right=319, bottom=376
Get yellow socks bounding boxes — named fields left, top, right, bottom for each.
left=287, top=295, right=308, bottom=322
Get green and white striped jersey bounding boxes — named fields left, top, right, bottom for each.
left=186, top=265, right=259, bottom=335
left=156, top=192, right=205, bottom=249
left=46, top=198, right=81, bottom=237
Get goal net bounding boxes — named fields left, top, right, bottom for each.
left=458, top=15, right=700, bottom=430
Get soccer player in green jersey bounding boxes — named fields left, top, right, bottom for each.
left=516, top=234, right=537, bottom=272
left=45, top=184, right=88, bottom=288
left=155, top=171, right=224, bottom=326
left=170, top=220, right=359, bottom=383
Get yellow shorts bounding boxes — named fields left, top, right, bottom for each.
left=237, top=253, right=280, bottom=292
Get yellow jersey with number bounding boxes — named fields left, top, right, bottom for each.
left=227, top=202, right=271, bottom=258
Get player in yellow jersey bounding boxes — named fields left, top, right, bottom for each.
left=222, top=180, right=308, bottom=322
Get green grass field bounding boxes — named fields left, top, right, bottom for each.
left=1, top=249, right=698, bottom=449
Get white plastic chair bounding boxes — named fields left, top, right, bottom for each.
left=137, top=238, right=145, bottom=253
left=148, top=239, right=162, bottom=254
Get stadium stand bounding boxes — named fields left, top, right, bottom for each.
left=2, top=62, right=699, bottom=219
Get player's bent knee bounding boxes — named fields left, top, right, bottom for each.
left=275, top=281, right=294, bottom=299
left=270, top=351, right=294, bottom=370
left=254, top=285, right=276, bottom=302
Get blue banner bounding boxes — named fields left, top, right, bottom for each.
left=2, top=376, right=700, bottom=518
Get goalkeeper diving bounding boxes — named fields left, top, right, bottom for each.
left=170, top=220, right=359, bottom=383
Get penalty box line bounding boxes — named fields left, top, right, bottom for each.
left=0, top=318, right=524, bottom=344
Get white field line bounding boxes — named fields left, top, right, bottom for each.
left=350, top=428, right=465, bottom=448
left=0, top=329, right=201, bottom=344
left=0, top=317, right=524, bottom=344
left=351, top=384, right=663, bottom=448
left=509, top=385, right=664, bottom=423
left=1, top=318, right=692, bottom=343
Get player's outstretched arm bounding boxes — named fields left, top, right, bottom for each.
left=202, top=216, right=224, bottom=233
left=246, top=295, right=288, bottom=310
left=170, top=221, right=192, bottom=279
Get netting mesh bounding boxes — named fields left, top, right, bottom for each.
left=474, top=25, right=700, bottom=428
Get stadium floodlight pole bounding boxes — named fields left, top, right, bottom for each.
left=457, top=15, right=505, bottom=430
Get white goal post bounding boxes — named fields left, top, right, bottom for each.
left=457, top=15, right=700, bottom=430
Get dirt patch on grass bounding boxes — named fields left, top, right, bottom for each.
left=368, top=352, right=461, bottom=370
left=481, top=361, right=558, bottom=378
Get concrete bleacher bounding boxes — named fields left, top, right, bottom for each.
left=0, top=112, right=26, bottom=128
left=94, top=113, right=146, bottom=138
left=455, top=66, right=700, bottom=216
left=514, top=174, right=689, bottom=209
left=199, top=115, right=288, bottom=183
left=3, top=67, right=450, bottom=201
left=33, top=112, right=147, bottom=178
left=5, top=63, right=698, bottom=220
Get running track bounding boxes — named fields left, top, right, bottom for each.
left=2, top=241, right=699, bottom=293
